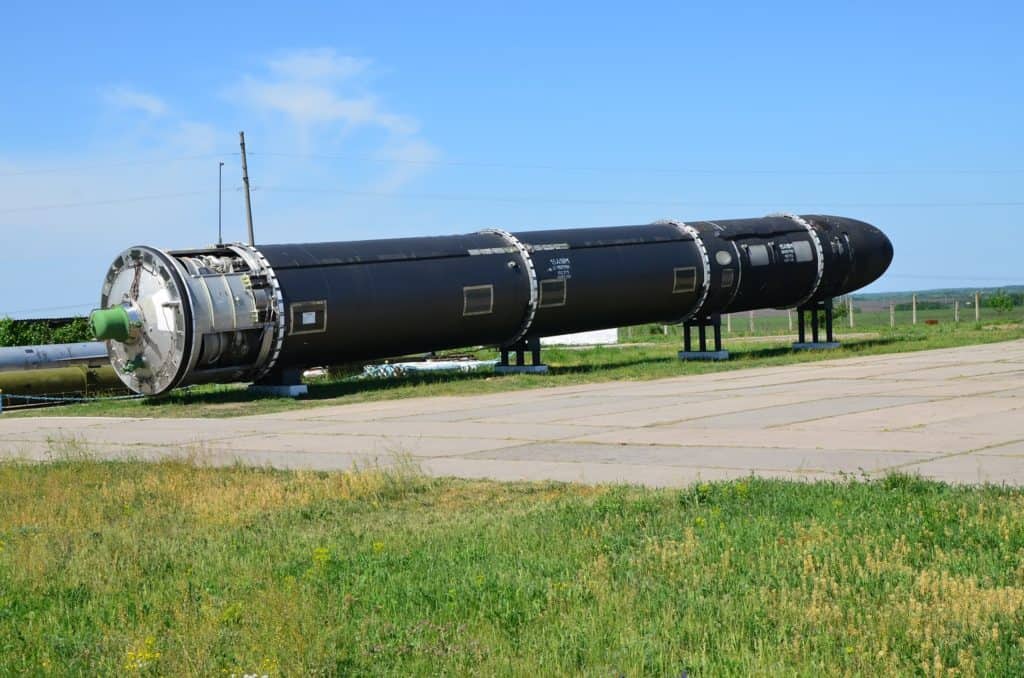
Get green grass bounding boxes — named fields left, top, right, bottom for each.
left=14, top=322, right=1024, bottom=419
left=3, top=455, right=1024, bottom=675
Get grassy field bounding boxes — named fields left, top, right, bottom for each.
left=2, top=456, right=1024, bottom=675
left=11, top=322, right=1024, bottom=419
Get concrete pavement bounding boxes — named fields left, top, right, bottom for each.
left=2, top=340, right=1023, bottom=486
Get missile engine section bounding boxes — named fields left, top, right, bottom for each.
left=91, top=214, right=893, bottom=395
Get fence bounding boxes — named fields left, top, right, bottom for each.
left=620, top=291, right=1022, bottom=340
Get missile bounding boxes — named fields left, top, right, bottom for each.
left=0, top=341, right=109, bottom=373
left=89, top=214, right=893, bottom=395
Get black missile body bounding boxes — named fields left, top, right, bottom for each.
left=92, top=214, right=892, bottom=395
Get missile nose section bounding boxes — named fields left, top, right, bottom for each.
left=804, top=215, right=892, bottom=296
left=838, top=217, right=893, bottom=293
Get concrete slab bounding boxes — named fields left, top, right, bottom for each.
left=465, top=442, right=934, bottom=474
left=980, top=440, right=1024, bottom=457
left=417, top=457, right=835, bottom=487
left=295, top=420, right=614, bottom=442
left=484, top=397, right=690, bottom=425
left=912, top=409, right=1024, bottom=437
left=682, top=395, right=932, bottom=430
left=881, top=380, right=1024, bottom=398
left=900, top=454, right=1024, bottom=485
left=565, top=393, right=820, bottom=428
left=211, top=432, right=522, bottom=458
left=3, top=339, right=1024, bottom=486
left=791, top=396, right=1024, bottom=433
left=568, top=427, right=995, bottom=454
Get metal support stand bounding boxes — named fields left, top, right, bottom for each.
left=679, top=313, right=729, bottom=361
left=793, top=298, right=840, bottom=350
left=495, top=337, right=549, bottom=374
left=249, top=367, right=308, bottom=397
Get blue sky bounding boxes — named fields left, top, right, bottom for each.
left=1, top=1, right=1021, bottom=317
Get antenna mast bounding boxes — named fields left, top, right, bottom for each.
left=239, top=131, right=255, bottom=246
left=217, top=161, right=224, bottom=246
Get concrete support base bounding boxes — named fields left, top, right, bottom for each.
left=494, top=364, right=550, bottom=375
left=792, top=342, right=841, bottom=351
left=248, top=383, right=308, bottom=398
left=497, top=337, right=547, bottom=375
left=679, top=350, right=730, bottom=361
left=682, top=313, right=727, bottom=360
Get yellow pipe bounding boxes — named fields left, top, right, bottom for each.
left=0, top=365, right=123, bottom=397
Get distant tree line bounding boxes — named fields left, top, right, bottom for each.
left=888, top=291, right=1020, bottom=314
left=988, top=290, right=1019, bottom=313
left=0, top=317, right=93, bottom=347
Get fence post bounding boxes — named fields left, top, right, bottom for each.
left=975, top=291, right=981, bottom=322
left=955, top=300, right=960, bottom=324
left=890, top=303, right=895, bottom=328
left=726, top=313, right=732, bottom=334
left=912, top=294, right=917, bottom=325
left=787, top=308, right=792, bottom=332
left=848, top=296, right=854, bottom=328
left=748, top=310, right=754, bottom=334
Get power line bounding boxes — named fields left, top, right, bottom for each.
left=1, top=183, right=1021, bottom=216
left=250, top=151, right=1024, bottom=176
left=254, top=186, right=1024, bottom=209
left=0, top=149, right=1018, bottom=177
left=0, top=153, right=238, bottom=177
left=0, top=190, right=214, bottom=215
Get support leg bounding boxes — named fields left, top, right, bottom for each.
left=679, top=315, right=729, bottom=361
left=825, top=303, right=835, bottom=343
left=793, top=299, right=841, bottom=351
left=530, top=337, right=542, bottom=366
left=494, top=339, right=549, bottom=374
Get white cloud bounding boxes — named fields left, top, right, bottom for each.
left=267, top=48, right=370, bottom=82
left=235, top=78, right=417, bottom=134
left=171, top=121, right=219, bottom=153
left=371, top=139, right=441, bottom=192
left=103, top=86, right=168, bottom=116
left=231, top=49, right=419, bottom=136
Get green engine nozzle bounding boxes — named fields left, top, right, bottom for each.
left=90, top=306, right=132, bottom=342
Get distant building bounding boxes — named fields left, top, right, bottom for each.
left=541, top=328, right=619, bottom=346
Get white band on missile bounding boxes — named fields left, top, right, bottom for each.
left=776, top=213, right=825, bottom=309
left=480, top=228, right=539, bottom=347
left=658, top=220, right=712, bottom=321
left=239, top=244, right=287, bottom=382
